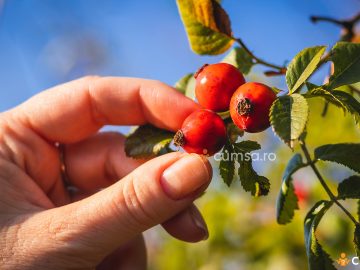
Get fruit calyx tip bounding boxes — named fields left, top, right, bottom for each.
left=173, top=130, right=185, bottom=147
left=237, top=97, right=253, bottom=116
left=194, top=64, right=209, bottom=79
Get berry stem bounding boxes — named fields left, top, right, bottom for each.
left=299, top=139, right=359, bottom=225
left=233, top=37, right=287, bottom=74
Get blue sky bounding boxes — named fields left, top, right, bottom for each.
left=0, top=0, right=359, bottom=112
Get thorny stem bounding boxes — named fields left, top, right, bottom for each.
left=233, top=37, right=287, bottom=73
left=299, top=139, right=359, bottom=225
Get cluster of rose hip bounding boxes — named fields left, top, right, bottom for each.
left=174, top=63, right=276, bottom=156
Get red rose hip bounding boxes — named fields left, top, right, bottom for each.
left=230, top=82, right=276, bottom=133
left=174, top=109, right=227, bottom=156
left=195, top=63, right=245, bottom=112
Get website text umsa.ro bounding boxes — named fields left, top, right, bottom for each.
left=213, top=151, right=276, bottom=162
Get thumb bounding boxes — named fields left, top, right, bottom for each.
left=44, top=152, right=211, bottom=262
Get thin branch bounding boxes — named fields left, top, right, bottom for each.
left=233, top=37, right=287, bottom=74
left=311, top=12, right=360, bottom=42
left=311, top=12, right=360, bottom=29
left=310, top=16, right=345, bottom=27
left=299, top=139, right=359, bottom=225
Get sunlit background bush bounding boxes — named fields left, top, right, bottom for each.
left=0, top=1, right=359, bottom=269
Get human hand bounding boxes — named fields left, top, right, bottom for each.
left=0, top=76, right=212, bottom=270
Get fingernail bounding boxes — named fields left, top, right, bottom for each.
left=189, top=206, right=209, bottom=240
left=160, top=154, right=212, bottom=200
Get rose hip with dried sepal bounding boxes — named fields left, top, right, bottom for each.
left=174, top=109, right=227, bottom=156
left=230, top=82, right=276, bottom=133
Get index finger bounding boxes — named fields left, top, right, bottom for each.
left=10, top=76, right=199, bottom=143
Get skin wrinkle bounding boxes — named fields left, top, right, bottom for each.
left=120, top=178, right=153, bottom=232
left=87, top=76, right=109, bottom=129
left=134, top=168, right=169, bottom=222
left=0, top=160, right=46, bottom=213
left=131, top=172, right=159, bottom=225
left=1, top=214, right=47, bottom=269
left=14, top=96, right=56, bottom=145
left=104, top=183, right=144, bottom=238
left=2, top=222, right=20, bottom=267
left=2, top=214, right=71, bottom=269
left=31, top=211, right=100, bottom=268
left=137, top=81, right=151, bottom=127
left=0, top=117, right=61, bottom=197
left=73, top=197, right=124, bottom=255
left=0, top=100, right=68, bottom=207
left=47, top=213, right=73, bottom=242
left=0, top=122, right=18, bottom=164
left=1, top=134, right=60, bottom=207
left=1, top=129, right=27, bottom=173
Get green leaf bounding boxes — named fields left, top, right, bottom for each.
left=184, top=75, right=196, bottom=99
left=125, top=125, right=174, bottom=158
left=306, top=82, right=319, bottom=91
left=304, top=87, right=360, bottom=124
left=355, top=225, right=360, bottom=257
left=234, top=140, right=260, bottom=152
left=304, top=200, right=336, bottom=270
left=338, top=175, right=360, bottom=199
left=221, top=47, right=254, bottom=74
left=233, top=141, right=270, bottom=196
left=270, top=94, right=309, bottom=148
left=304, top=87, right=344, bottom=108
left=332, top=91, right=360, bottom=124
left=286, top=46, right=327, bottom=94
left=219, top=142, right=235, bottom=187
left=314, top=143, right=360, bottom=173
left=276, top=154, right=306, bottom=224
left=174, top=73, right=193, bottom=94
left=176, top=0, right=234, bottom=55
left=328, top=42, right=360, bottom=89
left=226, top=122, right=244, bottom=143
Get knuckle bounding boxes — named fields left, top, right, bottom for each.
left=86, top=76, right=108, bottom=127
left=112, top=176, right=154, bottom=232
